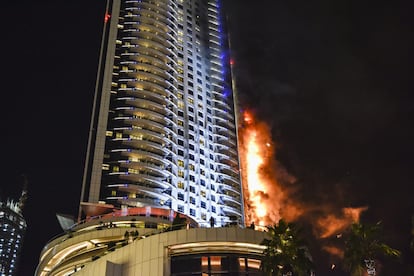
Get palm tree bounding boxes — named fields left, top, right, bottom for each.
left=260, top=219, right=314, bottom=276
left=343, top=221, right=401, bottom=276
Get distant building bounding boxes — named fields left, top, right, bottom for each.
left=0, top=187, right=27, bottom=276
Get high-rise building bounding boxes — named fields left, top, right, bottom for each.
left=35, top=1, right=267, bottom=275
left=0, top=187, right=27, bottom=276
left=79, top=0, right=243, bottom=227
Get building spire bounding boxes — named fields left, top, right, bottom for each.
left=18, top=174, right=28, bottom=211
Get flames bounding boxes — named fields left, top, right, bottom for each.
left=239, top=109, right=368, bottom=262
left=241, top=111, right=275, bottom=226
left=240, top=110, right=299, bottom=227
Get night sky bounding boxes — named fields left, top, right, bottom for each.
left=1, top=0, right=413, bottom=275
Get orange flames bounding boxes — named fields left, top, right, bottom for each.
left=239, top=110, right=301, bottom=227
left=239, top=109, right=368, bottom=260
left=240, top=110, right=279, bottom=226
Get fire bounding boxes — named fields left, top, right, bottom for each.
left=316, top=206, right=368, bottom=238
left=240, top=110, right=275, bottom=226
left=239, top=110, right=300, bottom=227
left=238, top=109, right=369, bottom=263
left=246, top=129, right=267, bottom=220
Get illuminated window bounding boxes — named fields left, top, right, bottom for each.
left=178, top=160, right=184, bottom=167
left=189, top=164, right=195, bottom=171
left=178, top=170, right=184, bottom=178
left=178, top=181, right=184, bottom=189
left=128, top=168, right=138, bottom=174
left=113, top=166, right=119, bottom=172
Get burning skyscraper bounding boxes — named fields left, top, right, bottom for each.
left=35, top=1, right=266, bottom=275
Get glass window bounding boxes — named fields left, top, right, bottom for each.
left=178, top=193, right=184, bottom=200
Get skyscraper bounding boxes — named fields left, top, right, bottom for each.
left=79, top=0, right=243, bottom=227
left=35, top=1, right=264, bottom=275
left=0, top=186, right=27, bottom=276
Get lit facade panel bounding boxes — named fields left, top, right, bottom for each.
left=80, top=0, right=243, bottom=228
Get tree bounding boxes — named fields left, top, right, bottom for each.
left=260, top=219, right=314, bottom=276
left=343, top=221, right=401, bottom=276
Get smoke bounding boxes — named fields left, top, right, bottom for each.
left=315, top=206, right=368, bottom=238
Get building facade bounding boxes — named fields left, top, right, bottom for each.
left=0, top=198, right=27, bottom=276
left=79, top=0, right=243, bottom=228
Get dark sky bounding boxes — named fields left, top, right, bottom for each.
left=1, top=0, right=413, bottom=275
